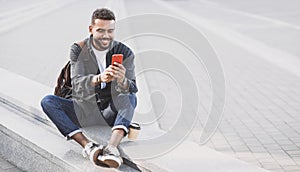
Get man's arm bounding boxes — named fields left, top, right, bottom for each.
left=115, top=51, right=138, bottom=93
left=70, top=42, right=99, bottom=101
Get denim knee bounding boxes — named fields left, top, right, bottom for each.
left=114, top=93, right=137, bottom=110
left=111, top=93, right=137, bottom=133
left=127, top=93, right=137, bottom=108
left=40, top=95, right=80, bottom=137
left=41, top=95, right=58, bottom=112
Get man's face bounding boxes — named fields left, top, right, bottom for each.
left=89, top=19, right=115, bottom=51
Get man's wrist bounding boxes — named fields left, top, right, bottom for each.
left=97, top=74, right=102, bottom=84
left=116, top=77, right=129, bottom=93
left=120, top=77, right=127, bottom=86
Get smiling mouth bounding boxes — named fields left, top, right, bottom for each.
left=99, top=38, right=111, bottom=45
left=101, top=39, right=110, bottom=44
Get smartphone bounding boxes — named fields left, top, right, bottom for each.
left=112, top=54, right=123, bottom=66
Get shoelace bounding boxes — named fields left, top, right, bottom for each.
left=103, top=145, right=120, bottom=157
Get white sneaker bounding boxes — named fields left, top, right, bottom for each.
left=97, top=145, right=123, bottom=168
left=82, top=142, right=104, bottom=166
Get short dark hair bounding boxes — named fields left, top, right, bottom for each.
left=91, top=8, right=115, bottom=24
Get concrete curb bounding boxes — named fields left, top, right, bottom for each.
left=0, top=124, right=80, bottom=172
left=0, top=64, right=164, bottom=171
left=0, top=98, right=162, bottom=172
left=0, top=55, right=269, bottom=172
left=0, top=55, right=268, bottom=172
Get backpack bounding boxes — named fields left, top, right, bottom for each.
left=54, top=61, right=72, bottom=98
left=54, top=41, right=85, bottom=99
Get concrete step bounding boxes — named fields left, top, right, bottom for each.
left=0, top=101, right=157, bottom=172
left=0, top=67, right=161, bottom=172
left=0, top=67, right=269, bottom=172
left=0, top=93, right=269, bottom=172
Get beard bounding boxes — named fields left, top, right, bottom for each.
left=93, top=38, right=112, bottom=50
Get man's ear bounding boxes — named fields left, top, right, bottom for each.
left=88, top=25, right=93, bottom=34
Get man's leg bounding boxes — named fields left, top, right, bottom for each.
left=41, top=95, right=87, bottom=144
left=71, top=132, right=90, bottom=148
left=100, top=93, right=137, bottom=168
left=41, top=95, right=103, bottom=164
left=108, top=129, right=124, bottom=147
left=102, top=93, right=137, bottom=145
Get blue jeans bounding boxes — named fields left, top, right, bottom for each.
left=40, top=94, right=137, bottom=138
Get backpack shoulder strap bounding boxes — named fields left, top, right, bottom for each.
left=77, top=40, right=85, bottom=48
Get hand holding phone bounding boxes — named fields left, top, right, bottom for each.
left=112, top=54, right=123, bottom=66
left=111, top=54, right=126, bottom=84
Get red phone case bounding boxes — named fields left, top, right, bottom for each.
left=112, top=54, right=123, bottom=65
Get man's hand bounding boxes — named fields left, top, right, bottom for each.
left=91, top=63, right=127, bottom=87
left=111, top=62, right=126, bottom=84
left=100, top=66, right=114, bottom=83
left=91, top=67, right=114, bottom=86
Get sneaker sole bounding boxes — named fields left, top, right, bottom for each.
left=89, top=146, right=103, bottom=165
left=98, top=155, right=122, bottom=168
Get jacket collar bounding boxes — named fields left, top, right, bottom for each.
left=86, top=35, right=119, bottom=68
left=87, top=35, right=117, bottom=53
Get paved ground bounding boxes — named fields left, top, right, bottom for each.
left=0, top=155, right=22, bottom=172
left=155, top=1, right=300, bottom=172
left=205, top=37, right=300, bottom=172
left=120, top=0, right=300, bottom=171
left=0, top=0, right=300, bottom=172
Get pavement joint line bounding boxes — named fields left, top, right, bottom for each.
left=199, top=0, right=300, bottom=31
left=152, top=0, right=300, bottom=79
left=0, top=0, right=76, bottom=34
left=0, top=0, right=56, bottom=18
left=0, top=93, right=50, bottom=127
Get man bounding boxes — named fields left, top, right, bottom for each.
left=41, top=8, right=138, bottom=168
